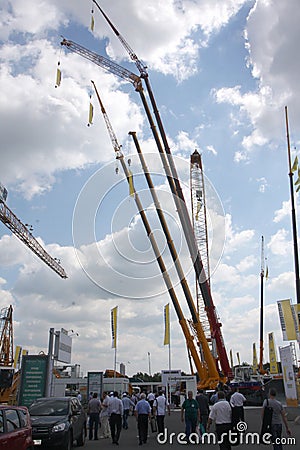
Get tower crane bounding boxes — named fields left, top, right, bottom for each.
left=0, top=188, right=67, bottom=278
left=61, top=26, right=231, bottom=378
left=92, top=81, right=215, bottom=385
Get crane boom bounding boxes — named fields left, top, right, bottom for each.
left=92, top=0, right=148, bottom=77
left=0, top=201, right=67, bottom=278
left=61, top=39, right=142, bottom=91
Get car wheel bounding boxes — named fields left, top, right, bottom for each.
left=77, top=425, right=86, bottom=446
left=62, top=431, right=73, bottom=450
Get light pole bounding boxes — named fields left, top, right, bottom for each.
left=148, top=352, right=151, bottom=376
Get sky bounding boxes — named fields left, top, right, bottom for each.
left=0, top=0, right=300, bottom=378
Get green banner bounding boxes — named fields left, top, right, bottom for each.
left=18, top=355, right=48, bottom=407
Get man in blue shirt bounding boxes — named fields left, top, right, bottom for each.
left=134, top=393, right=151, bottom=445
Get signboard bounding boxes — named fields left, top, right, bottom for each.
left=18, top=355, right=48, bottom=407
left=277, top=299, right=298, bottom=340
left=54, top=328, right=72, bottom=364
left=87, top=372, right=103, bottom=399
left=268, top=332, right=279, bottom=374
left=279, top=345, right=298, bottom=407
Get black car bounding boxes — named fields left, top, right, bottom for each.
left=29, top=396, right=86, bottom=450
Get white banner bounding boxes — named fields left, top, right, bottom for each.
left=279, top=345, right=298, bottom=407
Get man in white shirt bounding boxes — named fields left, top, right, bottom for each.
left=153, top=391, right=170, bottom=433
left=207, top=391, right=232, bottom=450
left=108, top=391, right=123, bottom=445
left=230, top=388, right=246, bottom=423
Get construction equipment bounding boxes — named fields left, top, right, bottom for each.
left=61, top=14, right=231, bottom=380
left=0, top=305, right=16, bottom=403
left=70, top=4, right=232, bottom=379
left=92, top=82, right=215, bottom=386
left=0, top=187, right=67, bottom=278
left=190, top=151, right=215, bottom=350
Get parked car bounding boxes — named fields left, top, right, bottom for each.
left=29, top=396, right=86, bottom=450
left=0, top=404, right=34, bottom=450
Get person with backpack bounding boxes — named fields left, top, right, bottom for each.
left=261, top=388, right=291, bottom=450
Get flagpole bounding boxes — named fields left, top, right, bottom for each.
left=285, top=106, right=300, bottom=304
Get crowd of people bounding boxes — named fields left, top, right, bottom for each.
left=84, top=385, right=291, bottom=449
left=86, top=388, right=170, bottom=445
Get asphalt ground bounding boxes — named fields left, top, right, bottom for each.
left=77, top=407, right=300, bottom=450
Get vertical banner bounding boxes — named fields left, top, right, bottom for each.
left=111, top=306, right=118, bottom=349
left=13, top=345, right=22, bottom=369
left=252, top=343, right=258, bottom=374
left=277, top=299, right=297, bottom=340
left=164, top=303, right=170, bottom=345
left=291, top=303, right=300, bottom=343
left=279, top=345, right=298, bottom=407
left=268, top=332, right=278, bottom=374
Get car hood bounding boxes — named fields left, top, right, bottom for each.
left=31, top=415, right=68, bottom=426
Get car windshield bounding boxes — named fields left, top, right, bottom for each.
left=29, top=399, right=69, bottom=416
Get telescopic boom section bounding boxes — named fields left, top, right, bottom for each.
left=0, top=201, right=67, bottom=278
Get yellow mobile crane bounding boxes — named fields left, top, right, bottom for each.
left=91, top=82, right=219, bottom=388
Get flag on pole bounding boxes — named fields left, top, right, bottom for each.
left=268, top=332, right=278, bottom=374
left=111, top=306, right=118, bottom=349
left=164, top=303, right=170, bottom=345
left=291, top=155, right=298, bottom=173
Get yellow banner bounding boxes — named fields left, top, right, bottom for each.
left=164, top=303, right=170, bottom=345
left=111, top=306, right=118, bottom=349
left=252, top=343, right=258, bottom=374
left=13, top=345, right=22, bottom=369
left=268, top=332, right=278, bottom=374
left=277, top=299, right=297, bottom=341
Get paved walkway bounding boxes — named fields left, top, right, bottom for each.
left=80, top=407, right=299, bottom=449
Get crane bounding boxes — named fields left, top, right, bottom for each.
left=0, top=189, right=67, bottom=279
left=190, top=150, right=216, bottom=356
left=0, top=305, right=13, bottom=367
left=61, top=32, right=231, bottom=378
left=84, top=4, right=232, bottom=379
left=92, top=81, right=214, bottom=385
